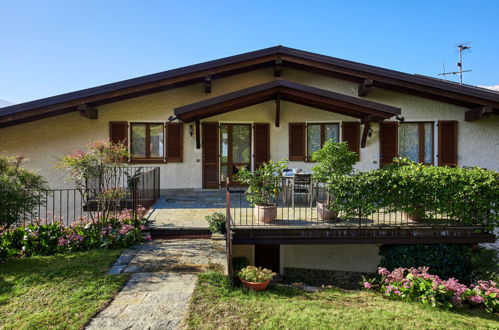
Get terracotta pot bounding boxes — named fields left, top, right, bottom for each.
left=316, top=201, right=338, bottom=222
left=240, top=278, right=271, bottom=291
left=254, top=204, right=277, bottom=223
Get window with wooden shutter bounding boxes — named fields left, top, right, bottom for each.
left=130, top=123, right=165, bottom=161
left=306, top=123, right=340, bottom=161
left=166, top=122, right=183, bottom=162
left=254, top=123, right=270, bottom=169
left=380, top=121, right=398, bottom=167
left=289, top=123, right=306, bottom=161
left=438, top=120, right=458, bottom=167
left=342, top=122, right=360, bottom=160
left=109, top=121, right=128, bottom=145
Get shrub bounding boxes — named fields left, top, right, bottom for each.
left=238, top=265, right=276, bottom=283
left=0, top=155, right=48, bottom=231
left=363, top=267, right=498, bottom=313
left=0, top=208, right=150, bottom=261
left=471, top=246, right=499, bottom=283
left=329, top=160, right=499, bottom=229
left=235, top=160, right=288, bottom=206
left=379, top=244, right=473, bottom=283
left=205, top=212, right=226, bottom=234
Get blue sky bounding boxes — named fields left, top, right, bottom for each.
left=1, top=0, right=498, bottom=104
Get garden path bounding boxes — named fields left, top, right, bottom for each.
left=85, top=238, right=226, bottom=330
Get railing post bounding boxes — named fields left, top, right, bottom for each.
left=225, top=177, right=233, bottom=283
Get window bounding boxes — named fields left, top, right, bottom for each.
left=306, top=123, right=339, bottom=159
left=130, top=123, right=164, bottom=160
left=399, top=122, right=433, bottom=164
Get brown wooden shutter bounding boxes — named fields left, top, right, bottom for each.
left=254, top=123, right=270, bottom=169
left=289, top=122, right=306, bottom=161
left=166, top=123, right=183, bottom=162
left=438, top=121, right=458, bottom=167
left=109, top=121, right=128, bottom=145
left=202, top=122, right=219, bottom=188
left=379, top=121, right=398, bottom=167
left=342, top=122, right=360, bottom=160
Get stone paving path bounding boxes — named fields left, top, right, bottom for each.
left=86, top=238, right=226, bottom=330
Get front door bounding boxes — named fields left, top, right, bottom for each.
left=220, top=124, right=252, bottom=186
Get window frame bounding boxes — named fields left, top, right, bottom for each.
left=398, top=121, right=434, bottom=165
left=129, top=122, right=165, bottom=163
left=305, top=122, right=340, bottom=161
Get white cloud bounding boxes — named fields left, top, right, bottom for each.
left=478, top=85, right=499, bottom=92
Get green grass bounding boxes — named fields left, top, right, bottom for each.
left=0, top=249, right=128, bottom=329
left=186, top=271, right=499, bottom=330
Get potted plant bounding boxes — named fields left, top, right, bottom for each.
left=235, top=160, right=288, bottom=223
left=311, top=141, right=357, bottom=221
left=238, top=265, right=276, bottom=291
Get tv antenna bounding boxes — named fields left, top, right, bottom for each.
left=438, top=42, right=472, bottom=84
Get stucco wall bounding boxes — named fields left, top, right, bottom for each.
left=280, top=244, right=380, bottom=274
left=0, top=66, right=498, bottom=189
left=231, top=244, right=380, bottom=274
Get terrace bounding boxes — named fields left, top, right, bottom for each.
left=12, top=166, right=496, bottom=246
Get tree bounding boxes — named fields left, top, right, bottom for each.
left=0, top=155, right=48, bottom=231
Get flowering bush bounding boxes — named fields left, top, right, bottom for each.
left=362, top=266, right=498, bottom=313
left=0, top=208, right=151, bottom=261
left=238, top=265, right=276, bottom=283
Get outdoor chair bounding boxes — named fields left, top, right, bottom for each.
left=291, top=174, right=314, bottom=208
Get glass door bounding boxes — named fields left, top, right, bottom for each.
left=220, top=124, right=252, bottom=186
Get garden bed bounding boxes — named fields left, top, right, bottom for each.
left=0, top=249, right=128, bottom=329
left=185, top=271, right=499, bottom=329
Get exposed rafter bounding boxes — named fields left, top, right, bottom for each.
left=274, top=59, right=282, bottom=77
left=465, top=105, right=495, bottom=121
left=77, top=104, right=98, bottom=119
left=204, top=75, right=212, bottom=93
left=358, top=79, right=374, bottom=97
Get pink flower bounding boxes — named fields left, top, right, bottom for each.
left=145, top=235, right=152, bottom=241
left=363, top=282, right=372, bottom=289
left=378, top=267, right=389, bottom=276
left=57, top=237, right=69, bottom=246
left=470, top=295, right=485, bottom=304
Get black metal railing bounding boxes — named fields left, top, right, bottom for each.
left=226, top=178, right=494, bottom=229
left=3, top=167, right=160, bottom=228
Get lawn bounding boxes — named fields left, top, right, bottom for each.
left=0, top=249, right=128, bottom=329
left=186, top=271, right=499, bottom=329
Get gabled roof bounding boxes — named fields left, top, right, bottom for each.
left=174, top=80, right=400, bottom=122
left=1, top=45, right=498, bottom=128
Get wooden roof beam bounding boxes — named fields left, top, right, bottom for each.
left=204, top=75, right=212, bottom=93
left=274, top=59, right=283, bottom=77
left=465, top=105, right=494, bottom=121
left=275, top=93, right=281, bottom=127
left=77, top=104, right=98, bottom=119
left=358, top=79, right=374, bottom=97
